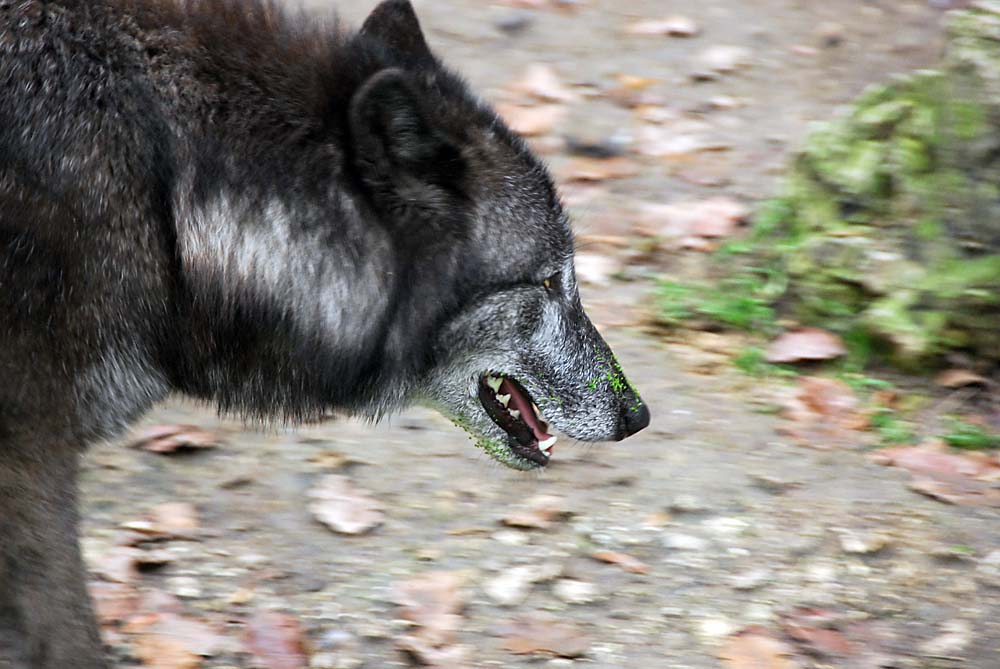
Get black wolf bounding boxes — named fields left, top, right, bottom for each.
left=0, top=0, right=649, bottom=666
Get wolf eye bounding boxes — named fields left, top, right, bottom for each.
left=542, top=274, right=559, bottom=292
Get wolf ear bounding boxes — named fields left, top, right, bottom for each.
left=349, top=69, right=464, bottom=194
left=361, top=0, right=433, bottom=63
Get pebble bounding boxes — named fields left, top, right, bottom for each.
left=484, top=564, right=559, bottom=606
left=669, top=495, right=710, bottom=513
left=553, top=579, right=599, bottom=604
left=166, top=575, right=202, bottom=599
left=702, top=517, right=750, bottom=538
left=976, top=550, right=1000, bottom=587
left=495, top=11, right=534, bottom=36
left=730, top=568, right=773, bottom=591
left=839, top=530, right=890, bottom=554
left=662, top=534, right=710, bottom=551
left=697, top=45, right=752, bottom=73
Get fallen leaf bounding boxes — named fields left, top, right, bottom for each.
left=935, top=369, right=990, bottom=388
left=637, top=197, right=749, bottom=245
left=781, top=612, right=853, bottom=657
left=507, top=64, right=577, bottom=103
left=131, top=425, right=220, bottom=454
left=626, top=16, right=699, bottom=37
left=765, top=328, right=846, bottom=363
left=501, top=494, right=571, bottom=529
left=244, top=611, right=310, bottom=669
left=502, top=615, right=591, bottom=657
left=150, top=502, right=200, bottom=535
left=557, top=156, right=639, bottom=182
left=780, top=377, right=868, bottom=449
left=574, top=253, right=620, bottom=286
left=720, top=627, right=800, bottom=669
left=496, top=103, right=566, bottom=136
left=395, top=572, right=467, bottom=666
left=908, top=475, right=1000, bottom=508
left=89, top=546, right=143, bottom=584
left=89, top=581, right=140, bottom=626
left=871, top=443, right=1000, bottom=479
left=308, top=474, right=384, bottom=535
left=590, top=550, right=649, bottom=574
left=125, top=612, right=230, bottom=668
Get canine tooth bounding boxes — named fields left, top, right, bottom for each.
left=532, top=403, right=542, bottom=419
left=539, top=436, right=557, bottom=452
left=486, top=376, right=502, bottom=392
left=508, top=409, right=521, bottom=420
left=497, top=393, right=511, bottom=407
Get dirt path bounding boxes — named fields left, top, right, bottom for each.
left=81, top=2, right=1000, bottom=667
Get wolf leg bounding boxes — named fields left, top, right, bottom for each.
left=0, top=445, right=107, bottom=669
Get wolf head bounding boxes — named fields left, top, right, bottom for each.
left=352, top=1, right=650, bottom=470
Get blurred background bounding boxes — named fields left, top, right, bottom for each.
left=83, top=1, right=1000, bottom=668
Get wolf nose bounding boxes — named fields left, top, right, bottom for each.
left=621, top=402, right=650, bottom=438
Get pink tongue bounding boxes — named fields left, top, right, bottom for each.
left=500, top=380, right=552, bottom=442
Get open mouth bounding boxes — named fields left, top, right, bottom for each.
left=478, top=374, right=557, bottom=467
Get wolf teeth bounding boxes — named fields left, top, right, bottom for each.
left=539, top=436, right=557, bottom=452
left=486, top=376, right=502, bottom=392
left=532, top=403, right=542, bottom=419
left=497, top=393, right=511, bottom=407
left=509, top=409, right=521, bottom=420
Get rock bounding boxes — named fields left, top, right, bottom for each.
left=662, top=534, right=710, bottom=551
left=731, top=568, right=774, bottom=591
left=839, top=530, right=890, bottom=554
left=166, top=576, right=202, bottom=599
left=484, top=564, right=560, bottom=606
left=977, top=549, right=1000, bottom=587
left=697, top=45, right=752, bottom=73
left=553, top=579, right=599, bottom=604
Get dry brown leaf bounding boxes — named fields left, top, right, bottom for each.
left=871, top=443, right=1000, bottom=479
left=637, top=197, right=749, bottom=244
left=557, top=156, right=639, bottom=182
left=125, top=612, right=230, bottom=668
left=935, top=368, right=990, bottom=388
left=244, top=611, right=310, bottom=669
left=150, top=502, right=200, bottom=535
left=781, top=615, right=854, bottom=657
left=626, top=16, right=699, bottom=37
left=501, top=615, right=591, bottom=657
left=908, top=475, right=1000, bottom=508
left=131, top=424, right=221, bottom=454
left=590, top=550, right=649, bottom=574
left=501, top=494, right=571, bottom=529
left=507, top=64, right=577, bottom=103
left=720, top=627, right=800, bottom=669
left=780, top=377, right=868, bottom=449
left=495, top=103, right=566, bottom=136
left=90, top=546, right=143, bottom=584
left=574, top=253, right=620, bottom=286
left=395, top=572, right=466, bottom=647
left=308, top=474, right=383, bottom=535
left=765, top=328, right=846, bottom=364
left=89, top=581, right=140, bottom=626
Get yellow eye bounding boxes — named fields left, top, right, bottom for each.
left=543, top=278, right=552, bottom=290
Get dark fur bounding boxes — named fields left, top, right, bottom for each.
left=0, top=2, right=647, bottom=666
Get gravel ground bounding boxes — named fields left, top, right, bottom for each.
left=80, top=2, right=1000, bottom=667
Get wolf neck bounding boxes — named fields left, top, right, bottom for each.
left=148, top=2, right=426, bottom=420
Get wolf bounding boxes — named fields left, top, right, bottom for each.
left=0, top=0, right=649, bottom=666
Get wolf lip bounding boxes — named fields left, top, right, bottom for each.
left=477, top=375, right=554, bottom=466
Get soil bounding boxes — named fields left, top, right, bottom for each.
left=80, top=1, right=1000, bottom=667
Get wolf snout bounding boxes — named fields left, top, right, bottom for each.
left=618, top=401, right=650, bottom=439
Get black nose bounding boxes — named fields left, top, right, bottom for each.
left=621, top=402, right=650, bottom=438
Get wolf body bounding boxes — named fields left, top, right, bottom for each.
left=0, top=1, right=648, bottom=666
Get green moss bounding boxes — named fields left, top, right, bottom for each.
left=941, top=417, right=1000, bottom=450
